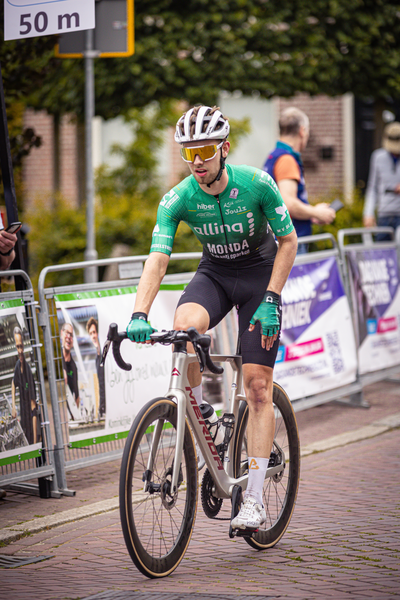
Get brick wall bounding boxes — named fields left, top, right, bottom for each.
left=278, top=94, right=344, bottom=201
left=22, top=109, right=54, bottom=208
left=22, top=109, right=79, bottom=209
left=59, top=114, right=79, bottom=206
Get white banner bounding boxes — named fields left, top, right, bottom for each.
left=54, top=285, right=182, bottom=444
left=4, top=0, right=95, bottom=41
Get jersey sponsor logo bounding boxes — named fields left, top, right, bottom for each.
left=196, top=211, right=217, bottom=218
left=193, top=222, right=244, bottom=236
left=276, top=223, right=292, bottom=234
left=224, top=205, right=248, bottom=215
left=160, top=190, right=179, bottom=208
left=247, top=212, right=255, bottom=236
left=275, top=205, right=288, bottom=221
left=152, top=224, right=160, bottom=235
left=249, top=458, right=259, bottom=470
left=206, top=239, right=250, bottom=259
left=151, top=243, right=173, bottom=251
left=197, top=203, right=214, bottom=210
left=260, top=170, right=279, bottom=192
left=229, top=187, right=239, bottom=199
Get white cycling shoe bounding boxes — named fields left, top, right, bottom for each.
left=231, top=496, right=266, bottom=530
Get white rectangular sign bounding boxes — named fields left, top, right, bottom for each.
left=4, top=0, right=95, bottom=41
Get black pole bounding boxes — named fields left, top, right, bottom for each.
left=0, top=61, right=26, bottom=289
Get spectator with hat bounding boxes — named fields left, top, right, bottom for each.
left=363, top=121, right=400, bottom=239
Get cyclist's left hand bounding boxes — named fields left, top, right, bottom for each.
left=249, top=291, right=280, bottom=351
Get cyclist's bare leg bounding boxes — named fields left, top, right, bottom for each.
left=173, top=302, right=210, bottom=386
left=230, top=363, right=274, bottom=528
left=242, top=363, right=275, bottom=458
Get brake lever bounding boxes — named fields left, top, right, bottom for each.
left=193, top=342, right=207, bottom=373
left=100, top=339, right=111, bottom=367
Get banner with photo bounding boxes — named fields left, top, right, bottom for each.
left=54, top=285, right=183, bottom=444
left=0, top=299, right=42, bottom=460
left=274, top=257, right=358, bottom=400
left=347, top=247, right=400, bottom=375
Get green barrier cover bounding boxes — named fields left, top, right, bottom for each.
left=0, top=448, right=42, bottom=467
left=54, top=283, right=186, bottom=303
left=0, top=298, right=24, bottom=310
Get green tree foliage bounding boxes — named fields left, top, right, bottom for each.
left=6, top=0, right=398, bottom=120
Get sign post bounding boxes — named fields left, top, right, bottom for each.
left=84, top=28, right=98, bottom=283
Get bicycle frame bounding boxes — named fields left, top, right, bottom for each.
left=156, top=347, right=286, bottom=499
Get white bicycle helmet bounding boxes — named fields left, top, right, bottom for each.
left=174, top=105, right=230, bottom=143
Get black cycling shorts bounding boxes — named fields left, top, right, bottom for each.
left=177, top=257, right=282, bottom=368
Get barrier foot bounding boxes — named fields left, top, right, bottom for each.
left=334, top=391, right=370, bottom=409
left=59, top=488, right=76, bottom=497
left=4, top=482, right=63, bottom=499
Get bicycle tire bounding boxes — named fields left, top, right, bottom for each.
left=119, top=397, right=198, bottom=578
left=233, top=382, right=300, bottom=550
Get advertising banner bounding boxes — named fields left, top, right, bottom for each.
left=54, top=285, right=182, bottom=444
left=0, top=299, right=42, bottom=461
left=347, top=247, right=400, bottom=375
left=274, top=257, right=358, bottom=400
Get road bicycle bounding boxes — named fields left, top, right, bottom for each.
left=102, top=324, right=300, bottom=579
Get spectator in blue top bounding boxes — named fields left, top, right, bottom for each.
left=264, top=107, right=335, bottom=252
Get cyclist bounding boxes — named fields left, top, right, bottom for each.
left=127, top=105, right=297, bottom=531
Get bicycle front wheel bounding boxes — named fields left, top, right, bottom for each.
left=234, top=382, right=300, bottom=550
left=119, top=397, right=198, bottom=578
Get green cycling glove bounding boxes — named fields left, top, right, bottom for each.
left=250, top=291, right=281, bottom=337
left=126, top=312, right=156, bottom=342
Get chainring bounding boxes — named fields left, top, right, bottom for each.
left=201, top=469, right=223, bottom=518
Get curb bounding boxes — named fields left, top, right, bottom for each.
left=0, top=497, right=119, bottom=545
left=300, top=411, right=400, bottom=457
left=1, top=412, right=400, bottom=546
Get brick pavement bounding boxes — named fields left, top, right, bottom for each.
left=1, top=378, right=399, bottom=532
left=0, top=419, right=399, bottom=599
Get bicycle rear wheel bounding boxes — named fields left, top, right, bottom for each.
left=233, top=382, right=300, bottom=550
left=120, top=397, right=198, bottom=578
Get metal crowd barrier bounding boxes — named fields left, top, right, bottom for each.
left=10, top=227, right=400, bottom=497
left=37, top=253, right=203, bottom=496
left=0, top=270, right=59, bottom=498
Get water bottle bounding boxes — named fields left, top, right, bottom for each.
left=199, top=403, right=224, bottom=447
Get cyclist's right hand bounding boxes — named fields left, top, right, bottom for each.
left=126, top=312, right=156, bottom=342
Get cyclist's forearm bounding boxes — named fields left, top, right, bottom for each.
left=133, top=252, right=170, bottom=315
left=267, top=230, right=297, bottom=295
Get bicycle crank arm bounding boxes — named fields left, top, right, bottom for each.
left=265, top=458, right=286, bottom=480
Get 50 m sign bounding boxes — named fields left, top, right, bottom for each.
left=4, top=0, right=95, bottom=41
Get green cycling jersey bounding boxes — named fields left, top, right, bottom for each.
left=150, top=164, right=294, bottom=266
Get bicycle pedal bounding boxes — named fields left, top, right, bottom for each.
left=230, top=526, right=258, bottom=538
